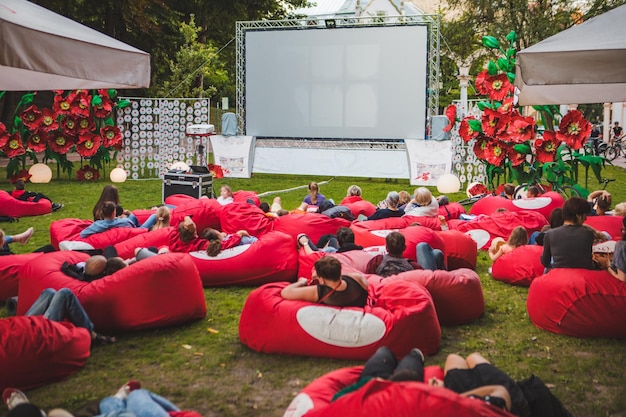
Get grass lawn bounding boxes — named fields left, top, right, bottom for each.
left=1, top=165, right=625, bottom=417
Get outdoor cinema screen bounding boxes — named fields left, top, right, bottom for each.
left=244, top=24, right=429, bottom=140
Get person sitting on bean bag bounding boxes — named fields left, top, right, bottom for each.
left=61, top=255, right=108, bottom=282
left=281, top=256, right=369, bottom=307
left=79, top=201, right=136, bottom=239
left=526, top=186, right=540, bottom=198
left=367, top=191, right=404, bottom=221
left=10, top=179, right=63, bottom=212
left=587, top=190, right=612, bottom=216
left=216, top=184, right=234, bottom=206
left=0, top=227, right=34, bottom=255
left=591, top=240, right=616, bottom=271
left=366, top=232, right=445, bottom=276
left=297, top=228, right=362, bottom=255
left=488, top=226, right=528, bottom=262
left=609, top=217, right=626, bottom=283
left=202, top=228, right=258, bottom=257
left=303, top=181, right=326, bottom=207
left=404, top=187, right=439, bottom=217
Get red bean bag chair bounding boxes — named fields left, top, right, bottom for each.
left=351, top=218, right=441, bottom=249
left=219, top=202, right=274, bottom=237
left=527, top=268, right=626, bottom=338
left=342, top=199, right=377, bottom=219
left=0, top=253, right=43, bottom=301
left=438, top=202, right=466, bottom=220
left=233, top=190, right=261, bottom=206
left=295, top=250, right=380, bottom=281
left=470, top=192, right=564, bottom=221
left=284, top=365, right=512, bottom=417
left=448, top=211, right=548, bottom=250
left=49, top=218, right=148, bottom=250
left=17, top=251, right=206, bottom=332
left=189, top=231, right=298, bottom=286
left=239, top=279, right=441, bottom=359
left=165, top=194, right=196, bottom=207
left=585, top=215, right=624, bottom=240
left=370, top=268, right=484, bottom=326
left=169, top=197, right=222, bottom=232
left=273, top=214, right=351, bottom=244
left=435, top=230, right=477, bottom=270
left=113, top=227, right=173, bottom=259
left=0, top=316, right=91, bottom=391
left=0, top=190, right=52, bottom=217
left=131, top=208, right=156, bottom=225
left=491, top=245, right=545, bottom=287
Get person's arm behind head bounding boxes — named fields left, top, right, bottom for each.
left=280, top=278, right=319, bottom=302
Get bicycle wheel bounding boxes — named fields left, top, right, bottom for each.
left=513, top=184, right=530, bottom=199
left=558, top=185, right=581, bottom=199
left=458, top=193, right=488, bottom=206
left=605, top=146, right=619, bottom=161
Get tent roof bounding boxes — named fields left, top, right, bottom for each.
left=515, top=4, right=626, bottom=105
left=0, top=0, right=150, bottom=90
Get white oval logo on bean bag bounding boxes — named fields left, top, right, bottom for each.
left=296, top=306, right=386, bottom=347
left=464, top=229, right=490, bottom=249
left=371, top=229, right=396, bottom=238
left=283, top=393, right=314, bottom=417
left=189, top=244, right=251, bottom=260
left=512, top=197, right=551, bottom=209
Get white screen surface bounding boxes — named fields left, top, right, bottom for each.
left=245, top=25, right=428, bottom=139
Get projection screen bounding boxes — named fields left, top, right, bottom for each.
left=244, top=25, right=429, bottom=140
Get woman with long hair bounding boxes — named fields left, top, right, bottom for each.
left=488, top=226, right=528, bottom=262
left=93, top=185, right=120, bottom=221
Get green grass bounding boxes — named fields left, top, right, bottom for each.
left=1, top=165, right=626, bottom=417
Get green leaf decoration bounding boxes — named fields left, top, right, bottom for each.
left=497, top=57, right=510, bottom=72
left=506, top=48, right=516, bottom=58
left=0, top=91, right=6, bottom=100
left=108, top=89, right=118, bottom=99
left=487, top=60, right=498, bottom=76
left=467, top=119, right=483, bottom=133
left=513, top=143, right=532, bottom=154
left=477, top=101, right=493, bottom=111
left=506, top=31, right=518, bottom=44
left=117, top=99, right=131, bottom=109
left=482, top=36, right=500, bottom=49
left=18, top=93, right=35, bottom=107
left=104, top=116, right=115, bottom=126
left=92, top=95, right=103, bottom=106
left=506, top=72, right=515, bottom=83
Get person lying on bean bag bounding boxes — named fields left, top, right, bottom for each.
left=281, top=257, right=369, bottom=308
left=489, top=226, right=528, bottom=262
left=79, top=201, right=135, bottom=239
left=366, top=232, right=445, bottom=276
left=0, top=227, right=34, bottom=256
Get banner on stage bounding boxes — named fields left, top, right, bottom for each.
left=404, top=140, right=452, bottom=186
left=209, top=135, right=255, bottom=178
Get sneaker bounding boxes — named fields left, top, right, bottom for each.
left=410, top=348, right=425, bottom=364
left=114, top=380, right=141, bottom=399
left=52, top=203, right=64, bottom=212
left=3, top=387, right=28, bottom=410
left=59, top=240, right=96, bottom=251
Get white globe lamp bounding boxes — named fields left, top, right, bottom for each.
left=437, top=173, right=461, bottom=194
left=110, top=167, right=127, bottom=183
left=28, top=163, right=52, bottom=183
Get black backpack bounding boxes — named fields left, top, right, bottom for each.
left=517, top=375, right=573, bottom=417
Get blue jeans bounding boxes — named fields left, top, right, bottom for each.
left=416, top=242, right=445, bottom=271
left=128, top=213, right=156, bottom=229
left=99, top=389, right=179, bottom=417
left=25, top=288, right=94, bottom=332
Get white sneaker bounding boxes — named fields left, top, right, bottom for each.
left=59, top=240, right=95, bottom=251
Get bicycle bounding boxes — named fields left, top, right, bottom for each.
left=604, top=135, right=624, bottom=161
left=514, top=165, right=582, bottom=199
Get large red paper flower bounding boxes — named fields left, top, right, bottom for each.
left=498, top=97, right=515, bottom=114
left=4, top=132, right=26, bottom=158
left=71, top=90, right=92, bottom=118
left=484, top=73, right=513, bottom=101
left=76, top=133, right=101, bottom=157
left=472, top=134, right=491, bottom=160
left=507, top=145, right=527, bottom=167
left=484, top=139, right=507, bottom=166
left=40, top=108, right=59, bottom=132
left=0, top=123, right=8, bottom=148
left=534, top=131, right=559, bottom=163
left=27, top=129, right=49, bottom=152
left=93, top=94, right=113, bottom=118
left=61, top=116, right=79, bottom=136
left=481, top=108, right=508, bottom=137
left=20, top=105, right=42, bottom=130
left=76, top=165, right=101, bottom=181
left=443, top=104, right=457, bottom=132
left=474, top=70, right=490, bottom=95
left=49, top=131, right=75, bottom=154
left=53, top=91, right=75, bottom=115
left=101, top=125, right=123, bottom=147
left=459, top=117, right=480, bottom=142
left=556, top=110, right=591, bottom=150
left=506, top=115, right=535, bottom=144
left=75, top=116, right=95, bottom=133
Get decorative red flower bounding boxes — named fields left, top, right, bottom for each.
left=484, top=73, right=513, bottom=101
left=49, top=131, right=75, bottom=154
left=100, top=126, right=123, bottom=147
left=208, top=163, right=225, bottom=179
left=20, top=105, right=42, bottom=130
left=484, top=139, right=507, bottom=166
left=507, top=145, right=527, bottom=166
left=76, top=165, right=100, bottom=181
left=9, top=169, right=32, bottom=184
left=474, top=70, right=490, bottom=95
left=481, top=109, right=508, bottom=137
left=93, top=94, right=113, bottom=118
left=71, top=90, right=92, bottom=118
left=0, top=123, right=8, bottom=149
left=75, top=116, right=95, bottom=133
left=39, top=108, right=59, bottom=132
left=459, top=117, right=481, bottom=142
left=53, top=91, right=75, bottom=115
left=76, top=132, right=101, bottom=157
left=534, top=131, right=559, bottom=163
left=61, top=116, right=79, bottom=136
left=27, top=129, right=49, bottom=152
left=556, top=110, right=591, bottom=150
left=0, top=122, right=7, bottom=137
left=4, top=132, right=26, bottom=158
left=506, top=115, right=535, bottom=144
left=443, top=104, right=457, bottom=132
left=472, top=134, right=491, bottom=160
left=498, top=97, right=515, bottom=114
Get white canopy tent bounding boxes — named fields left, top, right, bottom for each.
left=515, top=4, right=626, bottom=106
left=0, top=0, right=150, bottom=90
